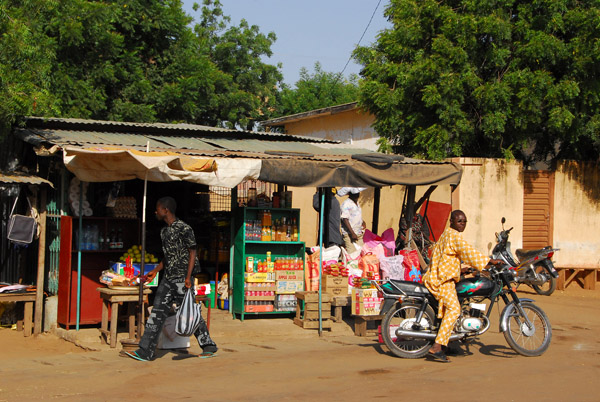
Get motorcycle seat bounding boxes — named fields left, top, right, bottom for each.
left=383, top=279, right=431, bottom=297
left=515, top=246, right=550, bottom=262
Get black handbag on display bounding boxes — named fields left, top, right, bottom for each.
left=7, top=192, right=37, bottom=245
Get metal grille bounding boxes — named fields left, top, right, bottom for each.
left=45, top=168, right=66, bottom=295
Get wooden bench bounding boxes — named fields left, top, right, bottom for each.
left=0, top=293, right=36, bottom=337
left=556, top=267, right=599, bottom=290
left=330, top=296, right=351, bottom=322
left=97, top=287, right=152, bottom=348
left=353, top=314, right=384, bottom=337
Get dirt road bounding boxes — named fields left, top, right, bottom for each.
left=1, top=287, right=599, bottom=402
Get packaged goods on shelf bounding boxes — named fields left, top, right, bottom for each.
left=244, top=301, right=274, bottom=313
left=276, top=280, right=304, bottom=294
left=107, top=196, right=137, bottom=219
left=275, top=294, right=297, bottom=312
left=244, top=272, right=275, bottom=283
left=275, top=270, right=304, bottom=281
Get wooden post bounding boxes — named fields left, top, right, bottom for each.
left=372, top=187, right=380, bottom=235
left=34, top=187, right=47, bottom=335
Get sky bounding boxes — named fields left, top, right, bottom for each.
left=180, top=0, right=391, bottom=87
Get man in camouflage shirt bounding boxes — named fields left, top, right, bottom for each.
left=126, top=196, right=217, bottom=361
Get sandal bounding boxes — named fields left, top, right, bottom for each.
left=427, top=350, right=450, bottom=363
left=198, top=351, right=217, bottom=359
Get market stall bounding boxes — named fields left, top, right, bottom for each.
left=13, top=117, right=463, bottom=337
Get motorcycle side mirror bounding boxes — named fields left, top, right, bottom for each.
left=501, top=217, right=506, bottom=224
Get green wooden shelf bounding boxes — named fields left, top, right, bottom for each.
left=232, top=207, right=305, bottom=321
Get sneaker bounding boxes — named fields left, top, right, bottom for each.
left=125, top=349, right=151, bottom=362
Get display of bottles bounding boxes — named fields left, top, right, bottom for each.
left=245, top=211, right=298, bottom=242
left=273, top=257, right=303, bottom=270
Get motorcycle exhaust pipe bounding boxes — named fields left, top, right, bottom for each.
left=395, top=329, right=467, bottom=342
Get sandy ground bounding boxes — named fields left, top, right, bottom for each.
left=0, top=286, right=599, bottom=402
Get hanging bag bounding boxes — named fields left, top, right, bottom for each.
left=175, top=287, right=202, bottom=337
left=7, top=192, right=37, bottom=245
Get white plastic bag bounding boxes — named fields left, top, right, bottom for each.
left=380, top=255, right=405, bottom=280
left=175, top=287, right=202, bottom=337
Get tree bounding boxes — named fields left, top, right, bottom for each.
left=276, top=62, right=360, bottom=117
left=0, top=0, right=283, bottom=136
left=0, top=0, right=60, bottom=138
left=354, top=0, right=600, bottom=162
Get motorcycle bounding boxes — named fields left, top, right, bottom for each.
left=492, top=217, right=559, bottom=296
left=375, top=262, right=552, bottom=359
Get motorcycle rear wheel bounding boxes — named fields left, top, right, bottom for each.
left=531, top=265, right=557, bottom=296
left=503, top=301, right=552, bottom=356
left=381, top=302, right=436, bottom=359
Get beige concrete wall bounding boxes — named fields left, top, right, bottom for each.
left=292, top=158, right=600, bottom=270
left=284, top=109, right=378, bottom=150
left=553, top=161, right=600, bottom=268
left=455, top=158, right=524, bottom=257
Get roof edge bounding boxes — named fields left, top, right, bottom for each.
left=260, top=102, right=359, bottom=127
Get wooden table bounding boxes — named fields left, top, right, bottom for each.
left=0, top=293, right=36, bottom=337
left=97, top=287, right=152, bottom=348
left=195, top=295, right=212, bottom=331
left=331, top=295, right=351, bottom=322
left=354, top=314, right=385, bottom=337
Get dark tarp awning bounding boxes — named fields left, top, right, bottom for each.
left=258, top=157, right=462, bottom=187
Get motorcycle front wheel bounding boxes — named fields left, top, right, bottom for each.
left=381, top=302, right=436, bottom=358
left=531, top=265, right=557, bottom=296
left=503, top=301, right=552, bottom=356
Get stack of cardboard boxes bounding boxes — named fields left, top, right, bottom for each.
left=351, top=288, right=383, bottom=316
left=275, top=268, right=304, bottom=312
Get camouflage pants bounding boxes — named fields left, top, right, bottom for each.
left=138, top=278, right=216, bottom=359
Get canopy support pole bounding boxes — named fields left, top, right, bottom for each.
left=317, top=188, right=325, bottom=337
left=138, top=142, right=150, bottom=341
left=34, top=187, right=47, bottom=335
left=76, top=181, right=83, bottom=331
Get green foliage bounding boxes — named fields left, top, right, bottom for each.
left=0, top=0, right=60, bottom=137
left=0, top=0, right=283, bottom=137
left=275, top=62, right=360, bottom=117
left=355, top=0, right=600, bottom=162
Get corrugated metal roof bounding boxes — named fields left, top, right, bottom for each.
left=15, top=126, right=375, bottom=162
left=0, top=171, right=54, bottom=187
left=23, top=116, right=337, bottom=143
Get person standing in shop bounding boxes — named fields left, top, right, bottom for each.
left=339, top=187, right=366, bottom=254
left=125, top=196, right=217, bottom=361
left=312, top=188, right=343, bottom=248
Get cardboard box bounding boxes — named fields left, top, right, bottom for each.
left=276, top=280, right=305, bottom=294
left=275, top=294, right=297, bottom=312
left=354, top=301, right=382, bottom=316
left=112, top=262, right=159, bottom=287
left=322, top=274, right=348, bottom=295
left=325, top=287, right=348, bottom=297
left=245, top=303, right=274, bottom=313
left=245, top=272, right=275, bottom=283
left=351, top=288, right=383, bottom=316
left=275, top=270, right=304, bottom=281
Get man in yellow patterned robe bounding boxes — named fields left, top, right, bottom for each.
left=422, top=210, right=499, bottom=362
